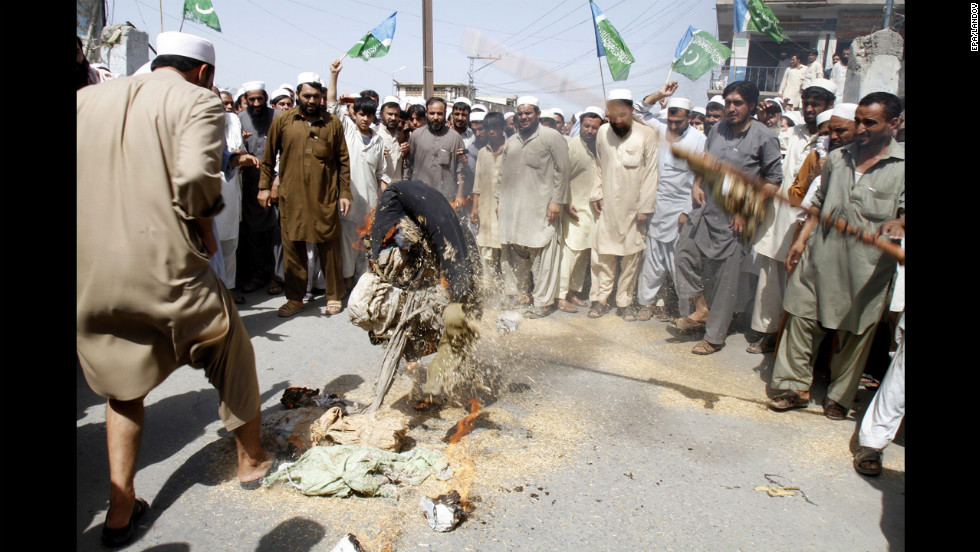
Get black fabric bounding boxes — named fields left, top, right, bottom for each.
left=371, top=180, right=475, bottom=302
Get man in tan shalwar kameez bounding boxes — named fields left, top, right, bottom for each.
left=555, top=106, right=602, bottom=313
left=588, top=90, right=659, bottom=319
left=470, top=112, right=507, bottom=288
left=259, top=71, right=352, bottom=317
left=76, top=32, right=273, bottom=547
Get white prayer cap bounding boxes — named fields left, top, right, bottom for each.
left=472, top=103, right=489, bottom=113
left=582, top=105, right=605, bottom=119
left=504, top=111, right=515, bottom=119
left=133, top=61, right=152, bottom=76
left=453, top=97, right=472, bottom=107
left=156, top=31, right=215, bottom=66
left=296, top=72, right=321, bottom=89
left=540, top=109, right=555, bottom=120
left=805, top=78, right=837, bottom=95
left=269, top=88, right=292, bottom=101
left=692, top=106, right=706, bottom=115
left=278, top=83, right=295, bottom=91
left=382, top=95, right=401, bottom=107
left=831, top=102, right=858, bottom=121
left=609, top=89, right=632, bottom=101
left=769, top=97, right=783, bottom=105
left=470, top=111, right=486, bottom=122
left=666, top=97, right=692, bottom=111
left=707, top=95, right=725, bottom=108
left=277, top=83, right=295, bottom=98
left=242, top=81, right=265, bottom=93
left=551, top=107, right=565, bottom=117
left=516, top=96, right=539, bottom=108
left=407, top=96, right=425, bottom=107
left=816, top=109, right=834, bottom=126
left=785, top=110, right=804, bottom=125
left=235, top=87, right=245, bottom=99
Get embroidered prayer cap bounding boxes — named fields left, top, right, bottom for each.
left=516, top=96, right=539, bottom=108
left=831, top=103, right=858, bottom=120
left=156, top=31, right=215, bottom=66
left=666, top=98, right=692, bottom=111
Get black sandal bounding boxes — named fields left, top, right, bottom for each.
left=853, top=446, right=883, bottom=476
left=588, top=302, right=610, bottom=318
left=101, top=498, right=149, bottom=548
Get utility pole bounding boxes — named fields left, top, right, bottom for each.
left=422, top=0, right=434, bottom=99
left=467, top=55, right=501, bottom=101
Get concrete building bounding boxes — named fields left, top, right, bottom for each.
left=709, top=0, right=905, bottom=100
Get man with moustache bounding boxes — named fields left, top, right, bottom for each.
left=671, top=81, right=783, bottom=355
left=555, top=106, right=602, bottom=313
left=632, top=96, right=706, bottom=322
left=378, top=95, right=406, bottom=185
left=258, top=72, right=352, bottom=317
left=704, top=95, right=725, bottom=135
left=787, top=103, right=858, bottom=208
left=237, top=81, right=282, bottom=295
left=406, top=97, right=465, bottom=208
left=470, top=112, right=507, bottom=282
left=587, top=90, right=659, bottom=320
left=769, top=92, right=904, bottom=420
left=497, top=96, right=571, bottom=318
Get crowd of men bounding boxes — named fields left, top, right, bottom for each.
left=76, top=30, right=905, bottom=546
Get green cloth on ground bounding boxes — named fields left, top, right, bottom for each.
left=262, top=444, right=449, bottom=497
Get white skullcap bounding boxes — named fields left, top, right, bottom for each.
left=609, top=89, right=632, bottom=101
left=517, top=96, right=539, bottom=107
left=408, top=96, right=425, bottom=106
left=296, top=72, right=321, bottom=89
left=242, top=81, right=265, bottom=93
left=156, top=31, right=215, bottom=66
left=816, top=109, right=834, bottom=126
left=235, top=87, right=245, bottom=99
left=666, top=97, right=692, bottom=111
left=707, top=95, right=725, bottom=107
left=784, top=111, right=804, bottom=125
left=453, top=97, right=472, bottom=107
left=278, top=83, right=295, bottom=93
left=472, top=103, right=489, bottom=112
left=551, top=107, right=565, bottom=117
left=806, top=78, right=837, bottom=95
left=382, top=95, right=401, bottom=107
left=133, top=61, right=152, bottom=76
left=582, top=105, right=605, bottom=119
left=540, top=109, right=555, bottom=119
left=469, top=111, right=486, bottom=122
left=831, top=103, right=858, bottom=120
left=504, top=111, right=515, bottom=119
left=269, top=88, right=292, bottom=101
left=692, top=106, right=706, bottom=115
left=769, top=97, right=783, bottom=105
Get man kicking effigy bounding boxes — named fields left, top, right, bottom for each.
left=348, top=180, right=483, bottom=412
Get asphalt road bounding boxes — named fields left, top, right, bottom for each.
left=77, top=289, right=905, bottom=551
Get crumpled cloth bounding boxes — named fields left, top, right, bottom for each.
left=262, top=406, right=408, bottom=452
left=263, top=444, right=450, bottom=497
left=348, top=272, right=403, bottom=339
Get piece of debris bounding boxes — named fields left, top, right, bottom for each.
left=328, top=533, right=364, bottom=552
left=420, top=490, right=466, bottom=532
left=754, top=485, right=798, bottom=497
left=280, top=386, right=321, bottom=409
left=495, top=311, right=522, bottom=334
left=262, top=406, right=408, bottom=452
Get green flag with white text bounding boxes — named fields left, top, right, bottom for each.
left=590, top=1, right=635, bottom=81
left=671, top=29, right=732, bottom=82
left=734, top=0, right=788, bottom=43
left=183, top=0, right=221, bottom=32
left=348, top=12, right=397, bottom=61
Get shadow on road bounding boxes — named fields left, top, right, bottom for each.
left=255, top=517, right=327, bottom=551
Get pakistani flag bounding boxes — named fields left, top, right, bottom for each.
left=589, top=1, right=634, bottom=81
left=671, top=27, right=732, bottom=82
left=348, top=12, right=397, bottom=61
left=734, top=0, right=788, bottom=43
left=183, top=0, right=221, bottom=32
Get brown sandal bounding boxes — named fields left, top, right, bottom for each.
left=634, top=305, right=655, bottom=321
left=277, top=300, right=305, bottom=317
left=325, top=300, right=343, bottom=315
left=691, top=339, right=723, bottom=355
left=853, top=446, right=883, bottom=476
left=588, top=301, right=610, bottom=318
left=768, top=391, right=808, bottom=411
left=822, top=398, right=848, bottom=420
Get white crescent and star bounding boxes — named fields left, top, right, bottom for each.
left=682, top=51, right=700, bottom=66
left=195, top=3, right=215, bottom=15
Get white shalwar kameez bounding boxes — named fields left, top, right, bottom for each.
left=214, top=112, right=245, bottom=288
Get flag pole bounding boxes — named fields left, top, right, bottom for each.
left=339, top=53, right=349, bottom=62
left=665, top=60, right=674, bottom=84
left=598, top=58, right=607, bottom=105
left=160, top=0, right=164, bottom=32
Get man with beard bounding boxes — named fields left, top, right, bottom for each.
left=470, top=112, right=507, bottom=282
left=632, top=97, right=706, bottom=322
left=451, top=97, right=474, bottom=149
left=497, top=96, right=571, bottom=318
left=555, top=106, right=602, bottom=313
left=788, top=103, right=857, bottom=208
left=378, top=95, right=405, bottom=185
left=237, top=81, right=282, bottom=295
left=769, top=92, right=904, bottom=421
left=671, top=81, right=782, bottom=355
left=258, top=72, right=352, bottom=317
left=587, top=90, right=659, bottom=320
left=746, top=79, right=836, bottom=353
left=704, top=95, right=725, bottom=135
left=406, top=97, right=465, bottom=208
left=504, top=111, right=516, bottom=137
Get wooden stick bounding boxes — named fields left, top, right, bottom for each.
left=671, top=145, right=905, bottom=265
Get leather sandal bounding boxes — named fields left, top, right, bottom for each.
left=768, top=391, right=809, bottom=412
left=671, top=315, right=707, bottom=332
left=567, top=294, right=589, bottom=307
left=853, top=446, right=884, bottom=476
left=822, top=398, right=848, bottom=420
left=277, top=300, right=305, bottom=317
left=101, top=498, right=149, bottom=548
left=325, top=300, right=343, bottom=315
left=588, top=301, right=610, bottom=318
left=524, top=304, right=555, bottom=319
left=634, top=305, right=656, bottom=321
left=556, top=299, right=578, bottom=313
left=691, top=339, right=723, bottom=355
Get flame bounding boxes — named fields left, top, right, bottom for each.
left=352, top=211, right=375, bottom=252
left=441, top=398, right=482, bottom=503
left=449, top=398, right=481, bottom=444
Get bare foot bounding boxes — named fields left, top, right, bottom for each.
left=237, top=450, right=274, bottom=484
